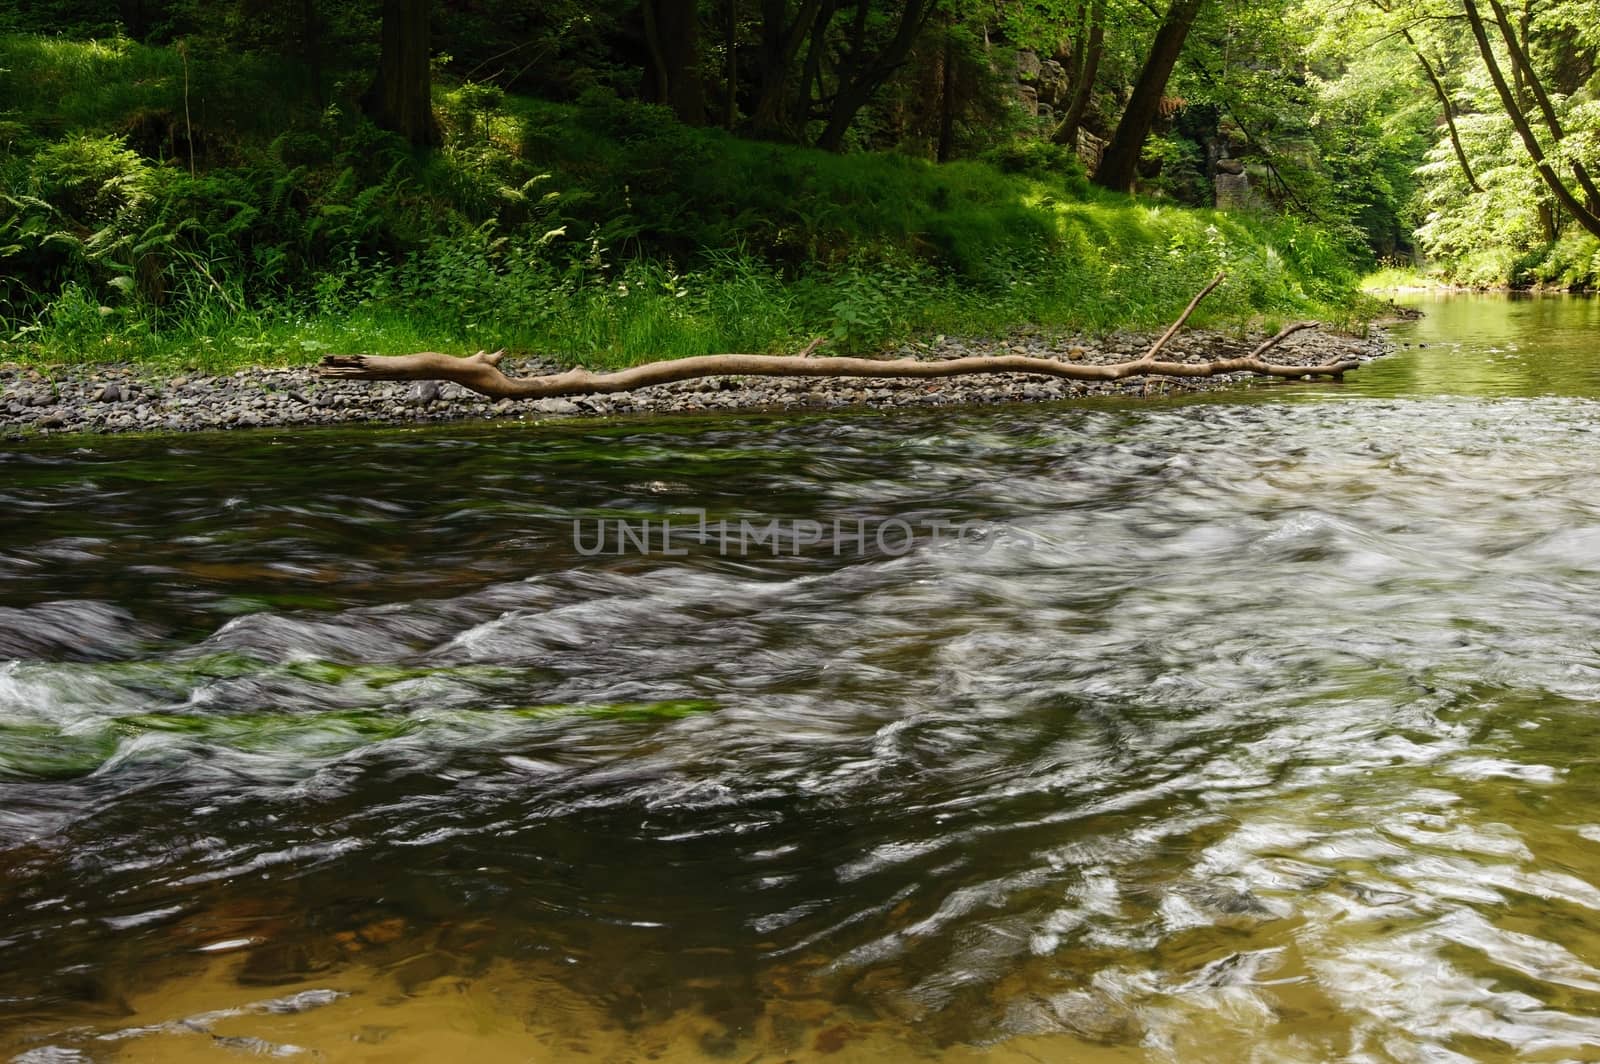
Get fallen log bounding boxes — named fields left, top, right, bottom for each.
left=317, top=273, right=1363, bottom=400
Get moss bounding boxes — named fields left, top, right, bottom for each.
left=0, top=696, right=721, bottom=779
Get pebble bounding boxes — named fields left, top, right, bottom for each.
left=0, top=329, right=1389, bottom=437
left=406, top=381, right=441, bottom=406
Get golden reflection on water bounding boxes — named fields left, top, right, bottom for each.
left=14, top=753, right=1600, bottom=1064
left=7, top=953, right=1146, bottom=1062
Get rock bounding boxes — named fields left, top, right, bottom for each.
left=171, top=376, right=189, bottom=388
left=406, top=380, right=441, bottom=406
left=96, top=383, right=122, bottom=403
left=39, top=413, right=66, bottom=429
left=1016, top=49, right=1043, bottom=82
left=1037, top=59, right=1069, bottom=107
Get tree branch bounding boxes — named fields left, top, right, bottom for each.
left=319, top=274, right=1363, bottom=401
left=1399, top=26, right=1482, bottom=193
left=1461, top=0, right=1600, bottom=238
left=1485, top=0, right=1600, bottom=210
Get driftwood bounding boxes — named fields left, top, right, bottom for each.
left=317, top=273, right=1363, bottom=399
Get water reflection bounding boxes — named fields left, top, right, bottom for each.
left=2, top=295, right=1600, bottom=1061
left=1338, top=290, right=1600, bottom=398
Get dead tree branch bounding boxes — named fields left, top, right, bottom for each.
left=318, top=273, right=1363, bottom=400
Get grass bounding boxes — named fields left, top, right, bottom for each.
left=0, top=34, right=1374, bottom=375
left=1362, top=230, right=1600, bottom=293
left=1361, top=264, right=1438, bottom=290
left=0, top=33, right=304, bottom=144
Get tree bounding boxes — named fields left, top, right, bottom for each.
left=935, top=13, right=957, bottom=162
left=1052, top=0, right=1105, bottom=149
left=814, top=0, right=938, bottom=151
left=736, top=0, right=943, bottom=151
left=1483, top=0, right=1600, bottom=210
left=1400, top=27, right=1480, bottom=193
left=641, top=0, right=706, bottom=124
left=1093, top=0, right=1206, bottom=193
left=303, top=0, right=325, bottom=109
left=1460, top=0, right=1600, bottom=239
left=363, top=0, right=439, bottom=147
left=750, top=0, right=828, bottom=139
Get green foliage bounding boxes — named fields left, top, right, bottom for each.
left=980, top=140, right=1090, bottom=193
left=1536, top=231, right=1600, bottom=289
left=0, top=30, right=1369, bottom=371
left=1305, top=0, right=1599, bottom=288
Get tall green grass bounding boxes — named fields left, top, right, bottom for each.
left=1, top=34, right=1369, bottom=373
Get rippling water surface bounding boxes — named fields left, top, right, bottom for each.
left=3, top=294, right=1599, bottom=1062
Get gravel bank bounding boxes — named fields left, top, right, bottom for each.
left=0, top=328, right=1387, bottom=437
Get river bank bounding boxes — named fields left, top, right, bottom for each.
left=0, top=326, right=1387, bottom=437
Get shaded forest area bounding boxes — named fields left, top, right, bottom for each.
left=1, top=0, right=1596, bottom=370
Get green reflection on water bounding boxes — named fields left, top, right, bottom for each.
left=1349, top=292, right=1600, bottom=399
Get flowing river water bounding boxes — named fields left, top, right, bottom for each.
left=2, top=292, right=1599, bottom=1062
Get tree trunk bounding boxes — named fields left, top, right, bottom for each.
left=724, top=0, right=739, bottom=128
left=814, top=0, right=933, bottom=152
left=1052, top=0, right=1103, bottom=148
left=363, top=0, right=438, bottom=147
left=1070, top=0, right=1088, bottom=85
left=1461, top=0, right=1600, bottom=239
left=1092, top=0, right=1204, bottom=192
left=815, top=82, right=872, bottom=152
left=791, top=0, right=837, bottom=132
left=1402, top=30, right=1479, bottom=193
left=122, top=0, right=147, bottom=39
left=641, top=0, right=673, bottom=105
left=303, top=0, right=324, bottom=109
left=642, top=0, right=705, bottom=124
left=750, top=0, right=825, bottom=139
left=1485, top=0, right=1600, bottom=211
left=936, top=22, right=956, bottom=163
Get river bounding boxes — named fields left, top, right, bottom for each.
left=1, top=292, right=1598, bottom=1062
